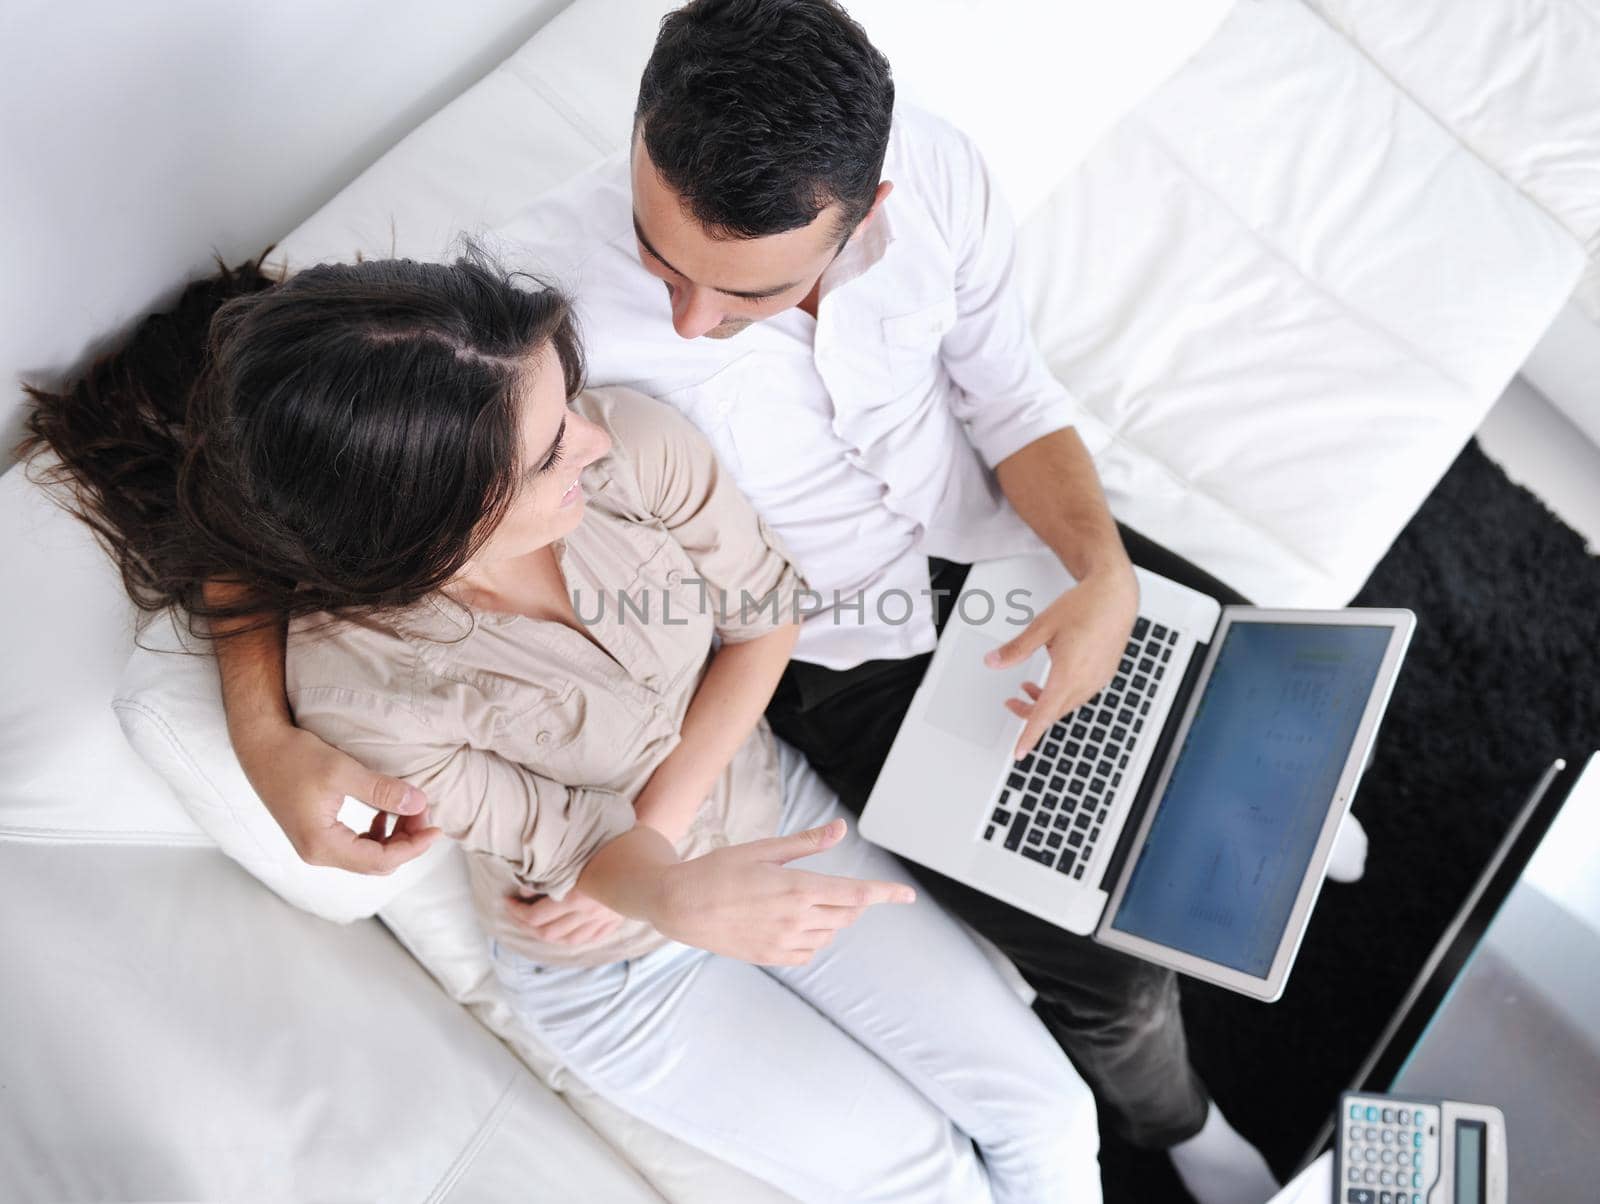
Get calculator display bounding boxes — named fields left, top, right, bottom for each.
left=1455, top=1120, right=1486, bottom=1203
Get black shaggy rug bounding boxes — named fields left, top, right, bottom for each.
left=1101, top=439, right=1600, bottom=1203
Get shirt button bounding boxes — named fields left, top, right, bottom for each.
left=652, top=704, right=666, bottom=719
left=535, top=731, right=551, bottom=747
left=666, top=570, right=682, bottom=587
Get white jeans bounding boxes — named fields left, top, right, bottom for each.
left=491, top=740, right=1102, bottom=1204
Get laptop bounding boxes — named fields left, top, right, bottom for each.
left=859, top=555, right=1415, bottom=1001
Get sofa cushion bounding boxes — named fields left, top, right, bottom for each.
left=0, top=841, right=658, bottom=1202
left=1302, top=0, right=1600, bottom=327
left=0, top=462, right=204, bottom=846
left=1014, top=0, right=1582, bottom=605
left=112, top=610, right=449, bottom=924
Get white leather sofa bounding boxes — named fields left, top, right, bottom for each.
left=5, top=2, right=1598, bottom=1200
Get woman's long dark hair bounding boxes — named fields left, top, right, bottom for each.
left=20, top=249, right=583, bottom=633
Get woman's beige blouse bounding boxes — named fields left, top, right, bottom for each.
left=286, top=386, right=806, bottom=968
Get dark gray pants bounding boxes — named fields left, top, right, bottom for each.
left=766, top=527, right=1248, bottom=1149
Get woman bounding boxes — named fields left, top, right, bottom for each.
left=25, top=251, right=1100, bottom=1203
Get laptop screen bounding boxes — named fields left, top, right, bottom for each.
left=1108, top=620, right=1394, bottom=976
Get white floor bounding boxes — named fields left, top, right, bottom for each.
left=1476, top=376, right=1600, bottom=554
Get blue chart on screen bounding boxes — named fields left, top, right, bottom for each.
left=1110, top=622, right=1391, bottom=975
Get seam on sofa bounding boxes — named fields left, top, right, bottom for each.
left=1128, top=109, right=1478, bottom=399
left=1554, top=0, right=1600, bottom=37
left=110, top=697, right=276, bottom=861
left=0, top=825, right=214, bottom=847
left=421, top=1070, right=522, bottom=1203
left=504, top=60, right=618, bottom=155
left=1294, top=0, right=1595, bottom=249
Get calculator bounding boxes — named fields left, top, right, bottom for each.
left=1333, top=1092, right=1506, bottom=1204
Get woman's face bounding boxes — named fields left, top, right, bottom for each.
left=471, top=347, right=611, bottom=564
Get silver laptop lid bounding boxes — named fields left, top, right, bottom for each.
left=1096, top=607, right=1416, bottom=1001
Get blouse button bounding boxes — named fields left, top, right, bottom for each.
left=535, top=731, right=552, bottom=747
left=652, top=704, right=666, bottom=720
left=666, top=570, right=682, bottom=587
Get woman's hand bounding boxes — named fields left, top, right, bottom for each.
left=645, top=819, right=916, bottom=966
left=506, top=886, right=627, bottom=947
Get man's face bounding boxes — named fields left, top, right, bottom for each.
left=629, top=135, right=858, bottom=340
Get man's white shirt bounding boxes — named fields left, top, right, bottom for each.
left=492, top=106, right=1106, bottom=669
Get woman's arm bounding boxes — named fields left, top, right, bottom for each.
left=306, top=698, right=915, bottom=966
left=575, top=818, right=914, bottom=966
left=633, top=621, right=800, bottom=844
left=506, top=620, right=798, bottom=945
left=298, top=690, right=915, bottom=967
left=512, top=389, right=816, bottom=947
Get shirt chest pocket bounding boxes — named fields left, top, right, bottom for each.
left=492, top=679, right=587, bottom=765
left=620, top=538, right=716, bottom=688
left=674, top=353, right=832, bottom=491
left=495, top=679, right=666, bottom=787
left=880, top=298, right=957, bottom=394
left=658, top=356, right=751, bottom=453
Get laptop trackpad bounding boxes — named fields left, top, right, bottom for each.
left=923, top=626, right=1042, bottom=750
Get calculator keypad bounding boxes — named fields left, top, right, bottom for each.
left=1339, top=1096, right=1438, bottom=1204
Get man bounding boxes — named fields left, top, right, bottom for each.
left=221, top=2, right=1283, bottom=1199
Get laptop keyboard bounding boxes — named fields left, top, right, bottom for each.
left=982, top=617, right=1180, bottom=879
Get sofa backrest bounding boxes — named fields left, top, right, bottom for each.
left=277, top=0, right=1236, bottom=267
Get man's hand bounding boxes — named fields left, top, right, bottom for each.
left=238, top=725, right=442, bottom=874
left=645, top=819, right=915, bottom=966
left=985, top=565, right=1139, bottom=758
left=505, top=886, right=627, bottom=948
left=205, top=589, right=440, bottom=876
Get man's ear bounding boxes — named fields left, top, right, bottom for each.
left=850, top=180, right=895, bottom=242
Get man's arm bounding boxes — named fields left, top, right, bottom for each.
left=920, top=117, right=1137, bottom=755
left=205, top=582, right=440, bottom=873
left=986, top=428, right=1139, bottom=758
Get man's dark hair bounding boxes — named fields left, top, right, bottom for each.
left=635, top=0, right=894, bottom=241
